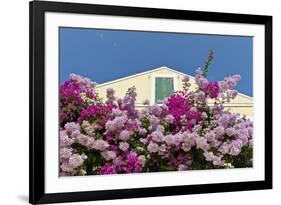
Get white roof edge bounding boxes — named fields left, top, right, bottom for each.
left=160, top=66, right=195, bottom=79
left=96, top=66, right=194, bottom=88
left=236, top=92, right=253, bottom=100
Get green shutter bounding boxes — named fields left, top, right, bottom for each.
left=155, top=77, right=174, bottom=103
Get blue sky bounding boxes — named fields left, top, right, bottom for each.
left=59, top=27, right=253, bottom=96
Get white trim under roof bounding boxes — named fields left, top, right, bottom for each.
left=209, top=103, right=253, bottom=107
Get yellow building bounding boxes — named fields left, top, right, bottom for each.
left=96, top=66, right=253, bottom=118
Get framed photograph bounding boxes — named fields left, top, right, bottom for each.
left=29, top=0, right=272, bottom=204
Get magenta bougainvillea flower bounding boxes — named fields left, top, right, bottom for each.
left=203, top=82, right=220, bottom=98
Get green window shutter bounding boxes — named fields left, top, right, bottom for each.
left=155, top=77, right=174, bottom=103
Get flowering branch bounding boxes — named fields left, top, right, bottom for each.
left=202, top=49, right=214, bottom=77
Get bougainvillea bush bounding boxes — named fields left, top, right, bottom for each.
left=59, top=57, right=253, bottom=176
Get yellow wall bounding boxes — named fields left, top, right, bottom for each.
left=96, top=70, right=152, bottom=104
left=95, top=67, right=253, bottom=118
left=224, top=106, right=253, bottom=119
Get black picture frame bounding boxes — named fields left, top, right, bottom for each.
left=29, top=0, right=272, bottom=204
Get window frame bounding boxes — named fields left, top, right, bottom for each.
left=151, top=74, right=178, bottom=104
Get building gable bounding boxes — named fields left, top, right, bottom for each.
left=95, top=66, right=253, bottom=117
